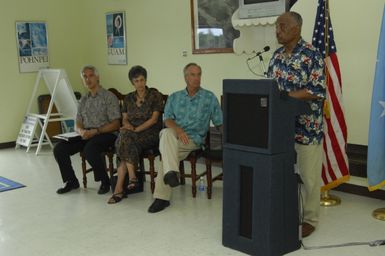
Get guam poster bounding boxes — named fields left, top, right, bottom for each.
left=106, top=12, right=127, bottom=65
left=16, top=21, right=49, bottom=73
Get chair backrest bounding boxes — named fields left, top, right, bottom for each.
left=108, top=87, right=168, bottom=124
left=108, top=88, right=125, bottom=109
left=160, top=94, right=168, bottom=110
left=206, top=95, right=223, bottom=151
left=159, top=93, right=168, bottom=126
left=108, top=87, right=167, bottom=109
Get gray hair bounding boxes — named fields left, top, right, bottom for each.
left=288, top=11, right=303, bottom=27
left=80, top=65, right=99, bottom=78
left=183, top=63, right=201, bottom=77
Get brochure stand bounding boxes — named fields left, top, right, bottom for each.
left=16, top=69, right=78, bottom=155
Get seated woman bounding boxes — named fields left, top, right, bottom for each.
left=108, top=65, right=163, bottom=204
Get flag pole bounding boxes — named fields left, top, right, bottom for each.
left=372, top=208, right=385, bottom=221
left=320, top=190, right=341, bottom=206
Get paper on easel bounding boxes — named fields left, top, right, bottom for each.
left=21, top=69, right=78, bottom=154
left=53, top=131, right=82, bottom=142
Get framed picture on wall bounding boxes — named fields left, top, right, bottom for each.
left=15, top=21, right=49, bottom=73
left=191, top=0, right=240, bottom=54
left=106, top=11, right=127, bottom=65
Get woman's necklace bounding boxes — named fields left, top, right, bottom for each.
left=136, top=90, right=146, bottom=104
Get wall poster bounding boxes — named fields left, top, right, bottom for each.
left=16, top=21, right=49, bottom=73
left=191, top=0, right=239, bottom=54
left=106, top=11, right=127, bottom=65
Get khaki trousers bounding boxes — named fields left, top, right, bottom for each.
left=153, top=128, right=200, bottom=200
left=295, top=142, right=323, bottom=227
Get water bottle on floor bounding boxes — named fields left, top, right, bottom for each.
left=198, top=177, right=205, bottom=192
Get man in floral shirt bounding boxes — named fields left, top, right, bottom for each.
left=268, top=12, right=326, bottom=238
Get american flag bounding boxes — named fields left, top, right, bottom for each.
left=312, top=0, right=350, bottom=191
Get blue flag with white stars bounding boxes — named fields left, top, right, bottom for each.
left=368, top=5, right=385, bottom=191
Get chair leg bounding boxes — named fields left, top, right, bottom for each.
left=139, top=156, right=146, bottom=184
left=190, top=159, right=197, bottom=198
left=81, top=155, right=87, bottom=188
left=206, top=159, right=212, bottom=199
left=107, top=153, right=114, bottom=180
left=148, top=156, right=156, bottom=194
left=179, top=161, right=186, bottom=185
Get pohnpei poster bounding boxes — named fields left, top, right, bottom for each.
left=106, top=11, right=127, bottom=65
left=16, top=21, right=49, bottom=73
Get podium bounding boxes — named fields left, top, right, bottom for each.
left=222, top=79, right=307, bottom=256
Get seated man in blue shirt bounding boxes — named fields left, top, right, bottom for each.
left=148, top=63, right=223, bottom=213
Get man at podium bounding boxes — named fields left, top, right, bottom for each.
left=54, top=65, right=121, bottom=195
left=267, top=12, right=326, bottom=237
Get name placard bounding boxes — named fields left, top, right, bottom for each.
left=16, top=115, right=38, bottom=147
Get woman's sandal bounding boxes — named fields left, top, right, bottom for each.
left=126, top=178, right=140, bottom=191
left=107, top=192, right=125, bottom=204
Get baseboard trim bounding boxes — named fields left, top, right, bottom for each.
left=0, top=141, right=15, bottom=149
left=333, top=183, right=385, bottom=200
left=347, top=143, right=367, bottom=178
left=1, top=141, right=381, bottom=199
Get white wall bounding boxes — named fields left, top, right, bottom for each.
left=1, top=0, right=384, bottom=145
left=0, top=0, right=86, bottom=143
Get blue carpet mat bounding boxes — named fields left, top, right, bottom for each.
left=0, top=176, right=25, bottom=192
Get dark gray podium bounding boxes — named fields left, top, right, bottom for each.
left=222, top=79, right=305, bottom=256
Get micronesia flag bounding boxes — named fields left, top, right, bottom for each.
left=368, top=5, right=385, bottom=191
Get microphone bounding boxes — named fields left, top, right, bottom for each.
left=256, top=46, right=270, bottom=56
left=247, top=46, right=270, bottom=60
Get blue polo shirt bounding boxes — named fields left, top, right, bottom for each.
left=164, top=87, right=223, bottom=146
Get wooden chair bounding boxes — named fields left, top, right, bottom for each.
left=204, top=97, right=224, bottom=199
left=178, top=133, right=210, bottom=198
left=203, top=130, right=223, bottom=199
left=139, top=93, right=168, bottom=193
left=81, top=149, right=115, bottom=188
left=178, top=96, right=223, bottom=198
left=139, top=147, right=160, bottom=193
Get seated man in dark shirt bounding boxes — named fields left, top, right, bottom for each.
left=54, top=65, right=121, bottom=195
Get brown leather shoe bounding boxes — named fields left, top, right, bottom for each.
left=302, top=222, right=315, bottom=238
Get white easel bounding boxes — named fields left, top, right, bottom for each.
left=16, top=69, right=78, bottom=155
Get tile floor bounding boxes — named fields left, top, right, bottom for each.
left=1, top=147, right=385, bottom=256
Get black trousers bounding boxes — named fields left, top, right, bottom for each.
left=53, top=133, right=117, bottom=184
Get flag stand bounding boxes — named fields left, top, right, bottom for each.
left=372, top=208, right=385, bottom=221
left=320, top=190, right=341, bottom=206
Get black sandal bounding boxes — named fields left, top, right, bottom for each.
left=107, top=192, right=125, bottom=204
left=126, top=178, right=140, bottom=191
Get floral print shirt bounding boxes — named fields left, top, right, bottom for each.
left=77, top=87, right=121, bottom=129
left=267, top=38, right=326, bottom=145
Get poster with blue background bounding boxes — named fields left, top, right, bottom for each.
left=16, top=21, right=49, bottom=72
left=106, top=12, right=127, bottom=65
